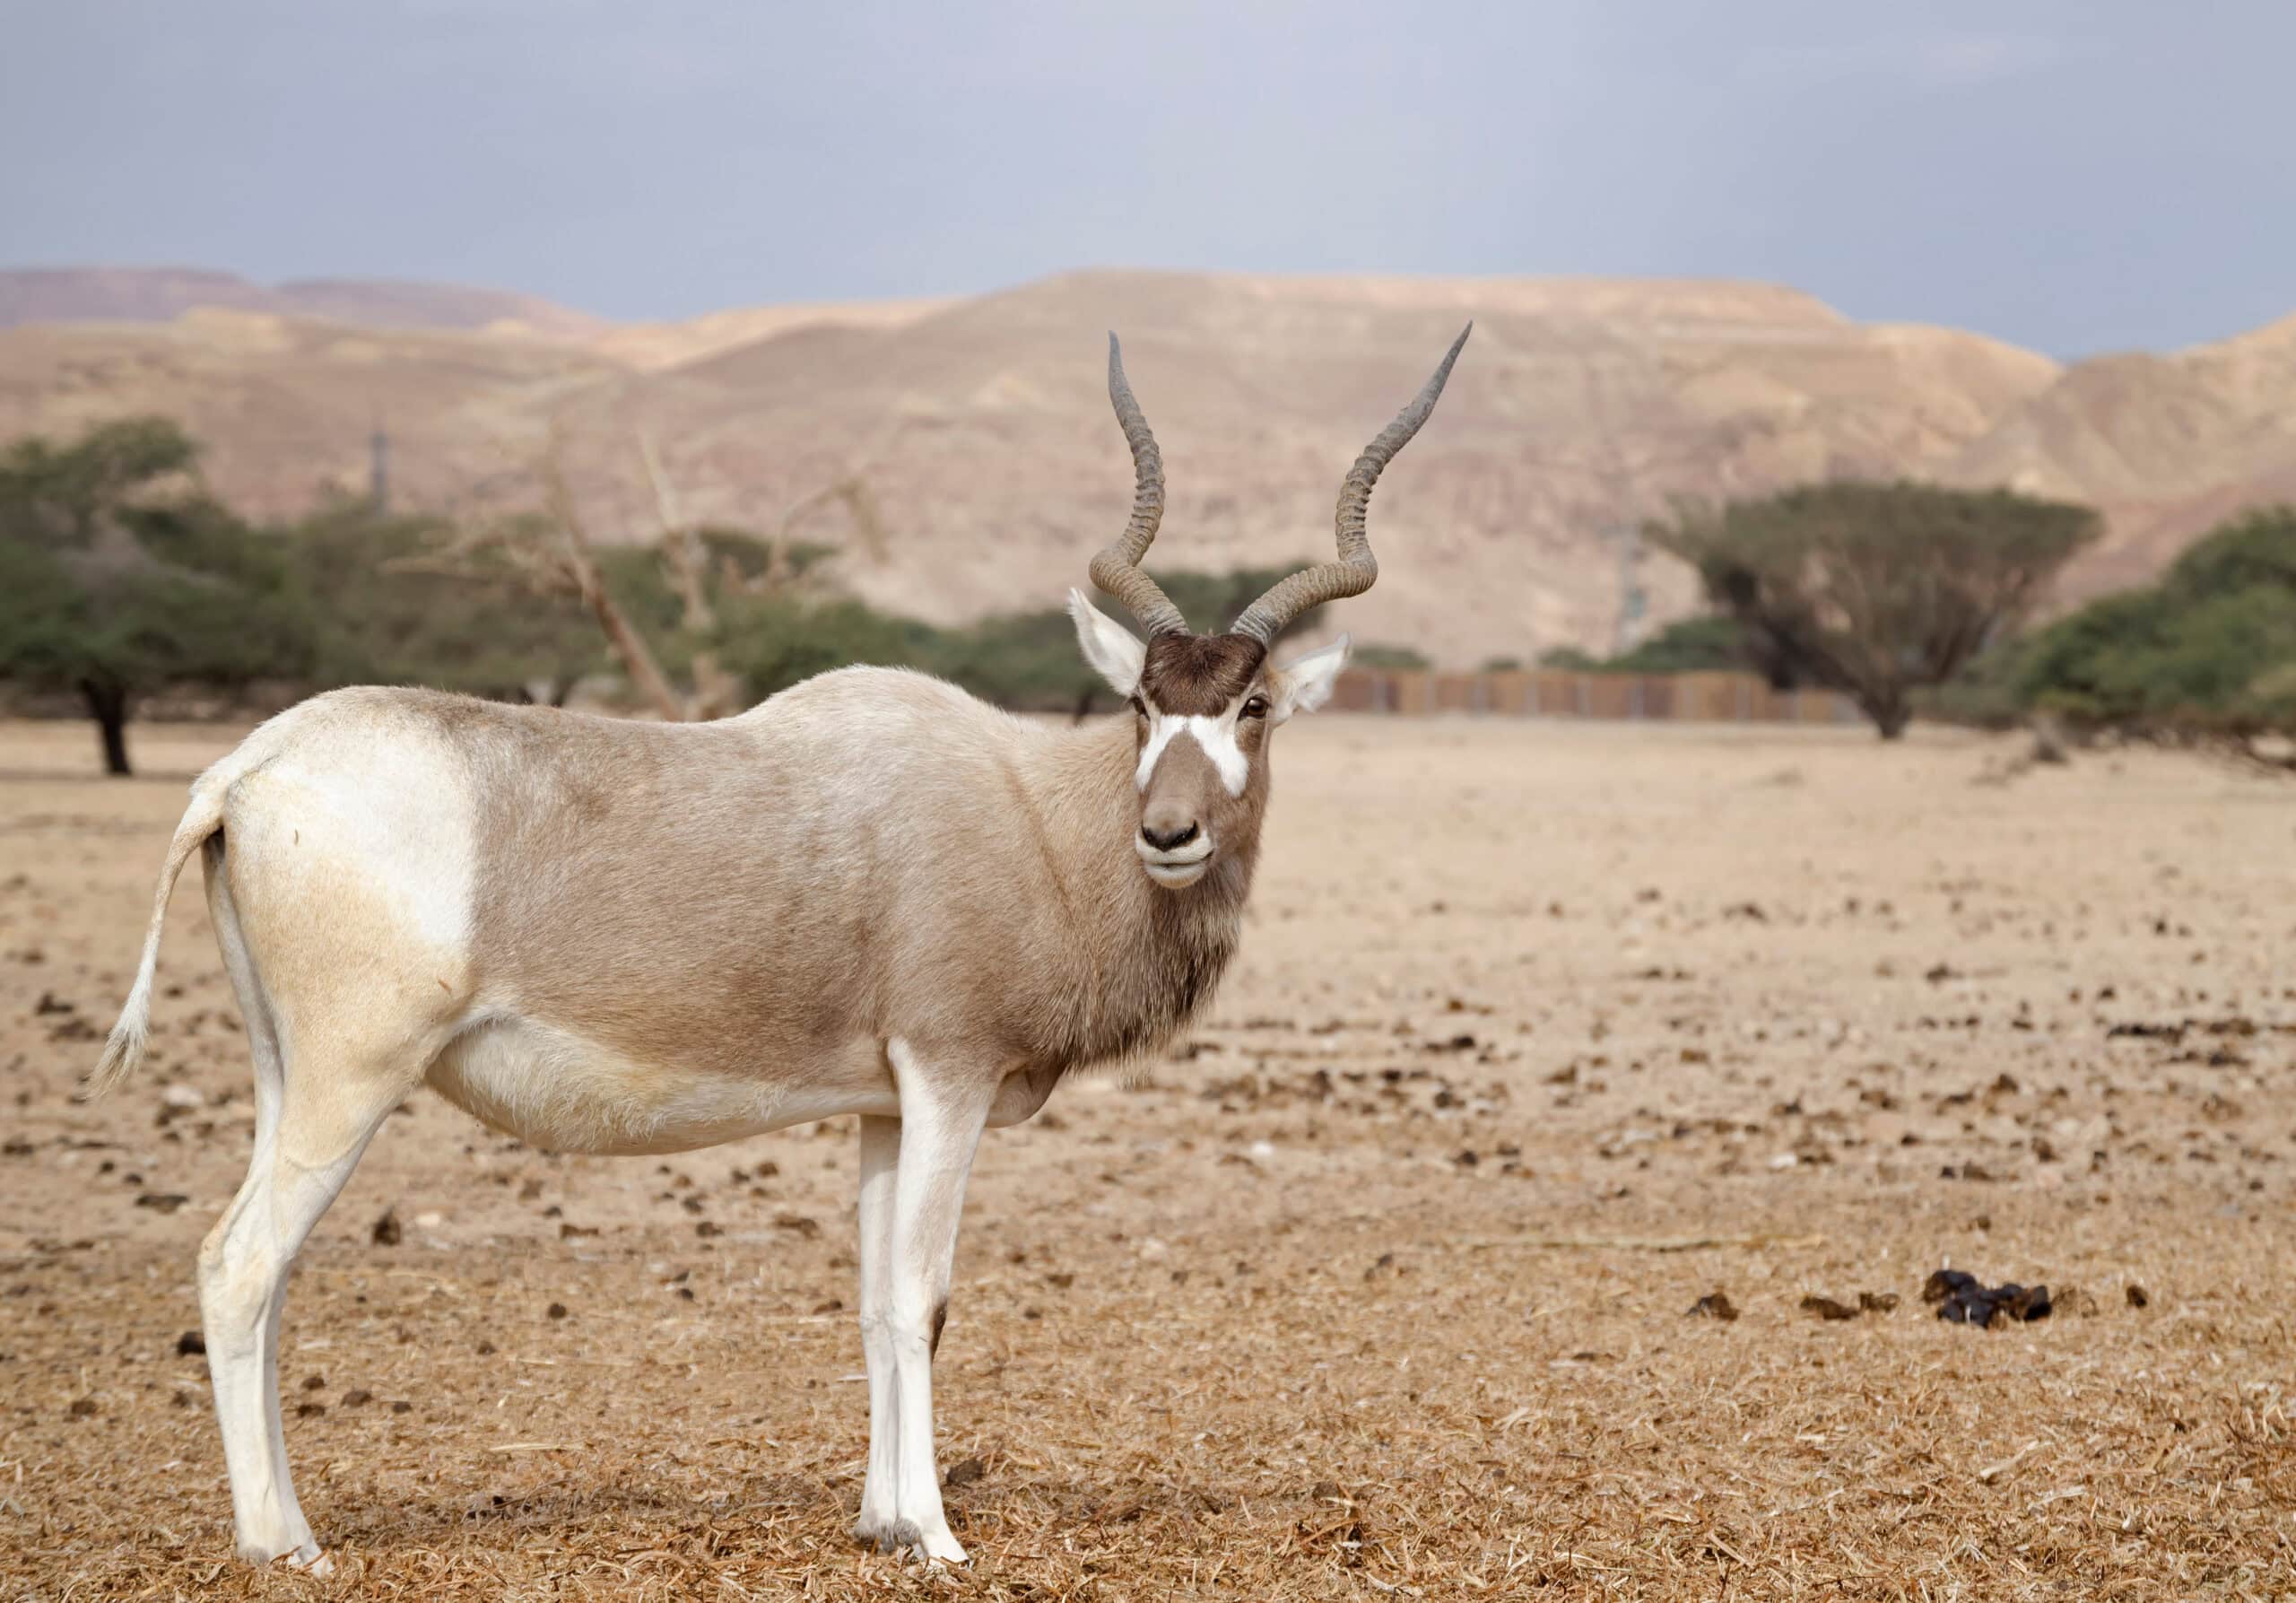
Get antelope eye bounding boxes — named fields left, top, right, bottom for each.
left=1240, top=695, right=1270, bottom=720
left=1128, top=696, right=1148, bottom=718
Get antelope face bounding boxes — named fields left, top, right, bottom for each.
left=1071, top=594, right=1351, bottom=891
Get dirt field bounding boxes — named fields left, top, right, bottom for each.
left=2, top=715, right=2291, bottom=1600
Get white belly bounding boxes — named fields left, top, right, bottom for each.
left=424, top=1015, right=900, bottom=1155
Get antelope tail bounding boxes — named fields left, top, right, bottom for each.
left=83, top=780, right=228, bottom=1100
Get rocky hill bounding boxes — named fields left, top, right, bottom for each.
left=0, top=265, right=2280, bottom=662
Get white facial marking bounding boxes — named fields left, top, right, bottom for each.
left=1135, top=709, right=1250, bottom=797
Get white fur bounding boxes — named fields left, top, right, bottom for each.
left=1068, top=589, right=1145, bottom=697
left=1135, top=711, right=1249, bottom=797
left=1269, top=634, right=1351, bottom=721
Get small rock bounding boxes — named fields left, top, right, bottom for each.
left=160, top=1084, right=202, bottom=1109
left=1800, top=1294, right=1858, bottom=1321
left=2126, top=1283, right=2150, bottom=1309
left=342, top=1389, right=373, bottom=1407
left=1857, top=1291, right=1900, bottom=1314
left=296, top=1402, right=326, bottom=1418
left=546, top=1302, right=568, bottom=1320
left=135, top=1193, right=191, bottom=1214
left=68, top=1397, right=99, bottom=1418
left=1687, top=1290, right=1738, bottom=1321
left=390, top=1399, right=413, bottom=1414
left=944, top=1455, right=987, bottom=1488
left=300, top=1373, right=326, bottom=1391
left=413, top=1211, right=443, bottom=1229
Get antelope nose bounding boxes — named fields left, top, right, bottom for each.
left=1140, top=818, right=1199, bottom=853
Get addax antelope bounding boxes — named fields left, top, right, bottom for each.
left=89, top=325, right=1471, bottom=1571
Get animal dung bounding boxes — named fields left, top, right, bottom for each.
left=175, top=1329, right=205, bottom=1356
left=371, top=1207, right=403, bottom=1246
left=1800, top=1291, right=1895, bottom=1321
left=1686, top=1290, right=1739, bottom=1321
left=1923, top=1268, right=2051, bottom=1326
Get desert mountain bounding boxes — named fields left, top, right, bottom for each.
left=0, top=266, right=606, bottom=340
left=0, top=266, right=2280, bottom=662
left=1940, top=312, right=2296, bottom=596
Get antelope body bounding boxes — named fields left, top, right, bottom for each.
left=89, top=327, right=1470, bottom=1573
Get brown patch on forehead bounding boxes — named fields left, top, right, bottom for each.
left=1138, top=634, right=1266, bottom=716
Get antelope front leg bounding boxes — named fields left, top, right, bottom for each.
left=874, top=1041, right=995, bottom=1565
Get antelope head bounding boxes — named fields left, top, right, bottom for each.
left=1071, top=326, right=1472, bottom=890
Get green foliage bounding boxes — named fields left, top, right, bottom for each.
left=2008, top=506, right=2296, bottom=735
left=1352, top=643, right=1431, bottom=670
left=1538, top=615, right=1753, bottom=676
left=716, top=591, right=943, bottom=701
left=0, top=415, right=198, bottom=539
left=925, top=605, right=1107, bottom=713
left=0, top=418, right=315, bottom=771
left=1607, top=615, right=1750, bottom=675
left=285, top=504, right=605, bottom=699
left=0, top=415, right=1389, bottom=754
left=1123, top=567, right=1330, bottom=639
left=1648, top=481, right=2100, bottom=738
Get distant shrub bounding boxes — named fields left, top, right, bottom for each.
left=2010, top=507, right=2296, bottom=741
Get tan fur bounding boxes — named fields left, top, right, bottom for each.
left=113, top=671, right=1268, bottom=1156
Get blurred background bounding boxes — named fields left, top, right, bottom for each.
left=3, top=1, right=2292, bottom=769
left=9, top=12, right=2296, bottom=1595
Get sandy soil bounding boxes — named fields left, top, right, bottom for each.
left=1, top=715, right=2291, bottom=1599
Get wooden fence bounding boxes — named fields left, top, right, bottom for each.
left=1326, top=668, right=1860, bottom=724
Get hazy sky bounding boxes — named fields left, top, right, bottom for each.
left=5, top=2, right=2290, bottom=355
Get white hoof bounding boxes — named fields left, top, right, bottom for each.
left=913, top=1527, right=969, bottom=1567
left=292, top=1547, right=336, bottom=1578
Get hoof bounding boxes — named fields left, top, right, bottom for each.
left=916, top=1536, right=970, bottom=1567
left=239, top=1535, right=332, bottom=1576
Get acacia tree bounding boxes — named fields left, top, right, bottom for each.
left=1647, top=482, right=2100, bottom=738
left=421, top=432, right=890, bottom=720
left=0, top=418, right=313, bottom=774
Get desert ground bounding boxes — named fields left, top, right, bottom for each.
left=1, top=713, right=2290, bottom=1599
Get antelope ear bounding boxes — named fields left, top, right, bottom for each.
left=1267, top=634, right=1350, bottom=722
left=1069, top=588, right=1146, bottom=698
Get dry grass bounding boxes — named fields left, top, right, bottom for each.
left=3, top=716, right=2292, bottom=1599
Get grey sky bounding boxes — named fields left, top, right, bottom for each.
left=4, top=2, right=2289, bottom=356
